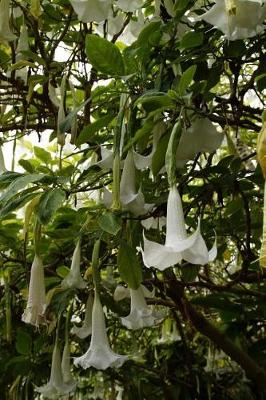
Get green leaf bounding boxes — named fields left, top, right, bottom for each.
left=135, top=91, right=175, bottom=112
left=137, top=21, right=162, bottom=46
left=34, top=146, right=52, bottom=164
left=85, top=34, right=125, bottom=76
left=16, top=329, right=32, bottom=355
left=151, top=131, right=170, bottom=176
left=0, top=191, right=38, bottom=217
left=36, top=188, right=66, bottom=225
left=180, top=31, right=203, bottom=50
left=178, top=65, right=197, bottom=96
left=76, top=114, right=115, bottom=146
left=98, top=212, right=121, bottom=235
left=117, top=241, right=142, bottom=289
left=0, top=173, right=45, bottom=204
left=19, top=159, right=36, bottom=173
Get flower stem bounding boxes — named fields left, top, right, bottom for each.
left=91, top=240, right=101, bottom=293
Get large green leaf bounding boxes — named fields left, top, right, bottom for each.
left=85, top=34, right=125, bottom=76
left=36, top=188, right=66, bottom=224
left=117, top=241, right=142, bottom=290
left=178, top=65, right=197, bottom=96
left=98, top=212, right=121, bottom=235
left=0, top=173, right=45, bottom=204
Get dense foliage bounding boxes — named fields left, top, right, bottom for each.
left=1, top=0, right=266, bottom=399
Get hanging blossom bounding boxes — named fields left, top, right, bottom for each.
left=139, top=185, right=217, bottom=270
left=71, top=293, right=93, bottom=339
left=15, top=24, right=29, bottom=83
left=0, top=0, right=16, bottom=43
left=36, top=341, right=74, bottom=399
left=175, top=117, right=223, bottom=168
left=103, top=150, right=153, bottom=215
left=61, top=240, right=87, bottom=290
left=196, top=0, right=266, bottom=41
left=70, top=0, right=112, bottom=23
left=116, top=0, right=143, bottom=12
left=120, top=285, right=161, bottom=330
left=22, top=254, right=47, bottom=327
left=74, top=292, right=128, bottom=370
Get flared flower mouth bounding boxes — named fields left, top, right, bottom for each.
left=74, top=293, right=128, bottom=370
left=196, top=0, right=266, bottom=40
left=139, top=186, right=216, bottom=270
left=22, top=254, right=47, bottom=327
left=70, top=0, right=112, bottom=23
left=61, top=240, right=87, bottom=290
left=36, top=342, right=75, bottom=399
left=121, top=285, right=161, bottom=330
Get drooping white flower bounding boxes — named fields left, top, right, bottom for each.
left=15, top=24, right=29, bottom=82
left=97, top=146, right=114, bottom=170
left=120, top=150, right=153, bottom=215
left=0, top=0, right=16, bottom=43
left=133, top=120, right=165, bottom=171
left=61, top=341, right=76, bottom=393
left=121, top=285, right=160, bottom=330
left=141, top=216, right=166, bottom=230
left=140, top=185, right=216, bottom=270
left=119, top=10, right=146, bottom=44
left=71, top=294, right=93, bottom=339
left=74, top=293, right=128, bottom=370
left=22, top=254, right=47, bottom=327
left=176, top=118, right=223, bottom=168
left=197, top=0, right=266, bottom=41
left=113, top=285, right=130, bottom=302
left=70, top=0, right=112, bottom=23
left=103, top=150, right=153, bottom=215
left=116, top=0, right=143, bottom=12
left=36, top=342, right=72, bottom=399
left=61, top=240, right=87, bottom=290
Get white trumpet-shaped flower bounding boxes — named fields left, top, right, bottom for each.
left=0, top=0, right=16, bottom=43
left=116, top=0, right=143, bottom=12
left=36, top=342, right=73, bottom=399
left=61, top=240, right=87, bottom=290
left=22, top=254, right=47, bottom=327
left=70, top=0, right=112, bottom=23
left=103, top=150, right=153, bottom=215
left=71, top=294, right=93, bottom=339
left=197, top=0, right=266, bottom=41
left=15, top=24, right=29, bottom=83
left=140, top=185, right=216, bottom=270
left=74, top=293, right=128, bottom=370
left=176, top=118, right=223, bottom=168
left=121, top=285, right=160, bottom=330
left=113, top=285, right=130, bottom=302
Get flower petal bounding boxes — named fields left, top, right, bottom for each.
left=141, top=234, right=182, bottom=270
left=70, top=0, right=111, bottom=22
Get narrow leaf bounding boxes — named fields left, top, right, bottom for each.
left=117, top=241, right=142, bottom=289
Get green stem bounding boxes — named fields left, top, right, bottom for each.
left=91, top=239, right=101, bottom=293
left=34, top=219, right=42, bottom=256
